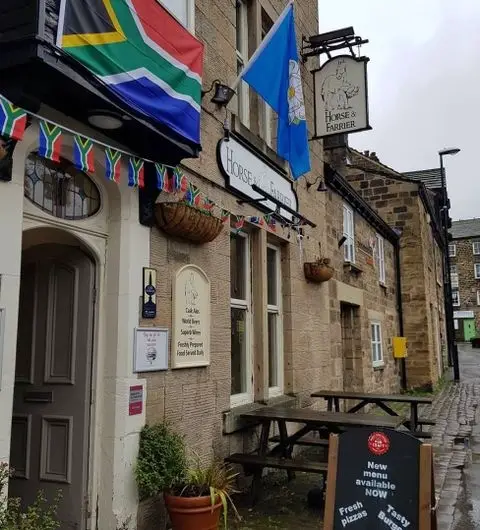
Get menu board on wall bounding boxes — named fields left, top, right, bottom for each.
left=172, top=265, right=210, bottom=369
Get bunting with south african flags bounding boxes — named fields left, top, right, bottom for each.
left=105, top=147, right=122, bottom=182
left=39, top=121, right=62, bottom=162
left=128, top=157, right=145, bottom=188
left=73, top=135, right=95, bottom=172
left=58, top=0, right=204, bottom=147
left=0, top=95, right=27, bottom=141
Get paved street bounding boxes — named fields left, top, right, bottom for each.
left=431, top=344, right=480, bottom=529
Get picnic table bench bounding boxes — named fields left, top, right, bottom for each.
left=310, top=390, right=434, bottom=437
left=225, top=405, right=404, bottom=503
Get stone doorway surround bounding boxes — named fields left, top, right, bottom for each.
left=0, top=117, right=149, bottom=529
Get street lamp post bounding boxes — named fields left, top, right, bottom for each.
left=439, top=147, right=460, bottom=382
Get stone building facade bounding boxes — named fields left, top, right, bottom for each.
left=325, top=147, right=446, bottom=388
left=449, top=219, right=480, bottom=341
left=0, top=1, right=409, bottom=529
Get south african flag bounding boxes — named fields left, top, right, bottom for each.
left=58, top=0, right=204, bottom=147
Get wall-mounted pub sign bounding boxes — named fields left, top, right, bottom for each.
left=313, top=55, right=371, bottom=138
left=217, top=136, right=298, bottom=221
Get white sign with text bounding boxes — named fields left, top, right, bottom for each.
left=218, top=137, right=297, bottom=220
left=314, top=55, right=370, bottom=138
left=172, top=265, right=211, bottom=369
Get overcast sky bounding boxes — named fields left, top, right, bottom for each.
left=319, top=0, right=480, bottom=220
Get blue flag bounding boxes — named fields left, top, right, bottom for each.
left=238, top=2, right=310, bottom=180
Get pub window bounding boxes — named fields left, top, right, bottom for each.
left=473, top=242, right=480, bottom=255
left=267, top=245, right=283, bottom=397
left=376, top=234, right=386, bottom=284
left=24, top=152, right=100, bottom=220
left=370, top=322, right=384, bottom=368
left=343, top=204, right=355, bottom=263
left=475, top=264, right=480, bottom=279
left=452, top=290, right=460, bottom=306
left=230, top=230, right=253, bottom=407
left=158, top=0, right=195, bottom=31
left=235, top=0, right=250, bottom=127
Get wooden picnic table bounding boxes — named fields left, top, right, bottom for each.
left=225, top=405, right=404, bottom=503
left=310, top=390, right=433, bottom=434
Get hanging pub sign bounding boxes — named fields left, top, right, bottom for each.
left=313, top=55, right=371, bottom=138
left=217, top=136, right=298, bottom=221
left=323, top=428, right=437, bottom=529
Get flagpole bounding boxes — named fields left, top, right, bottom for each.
left=231, top=1, right=294, bottom=91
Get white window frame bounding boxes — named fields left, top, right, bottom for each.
left=235, top=0, right=250, bottom=127
left=475, top=264, right=480, bottom=279
left=450, top=264, right=458, bottom=275
left=267, top=244, right=284, bottom=398
left=452, top=290, right=460, bottom=307
left=477, top=291, right=480, bottom=306
left=376, top=234, right=386, bottom=284
left=370, top=321, right=384, bottom=368
left=260, top=10, right=274, bottom=147
left=474, top=242, right=480, bottom=255
left=157, top=0, right=195, bottom=32
left=449, top=244, right=456, bottom=257
left=343, top=204, right=355, bottom=263
left=230, top=230, right=253, bottom=407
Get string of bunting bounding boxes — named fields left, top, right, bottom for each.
left=0, top=93, right=307, bottom=237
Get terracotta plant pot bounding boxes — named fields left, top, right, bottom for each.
left=164, top=493, right=222, bottom=530
left=155, top=202, right=224, bottom=244
left=304, top=261, right=334, bottom=283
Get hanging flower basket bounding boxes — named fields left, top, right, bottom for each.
left=154, top=202, right=224, bottom=244
left=304, top=258, right=334, bottom=283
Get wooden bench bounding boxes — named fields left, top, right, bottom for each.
left=269, top=434, right=329, bottom=447
left=225, top=453, right=328, bottom=474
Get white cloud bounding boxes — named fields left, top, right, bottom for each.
left=320, top=0, right=480, bottom=219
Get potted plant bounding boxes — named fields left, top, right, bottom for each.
left=304, top=243, right=334, bottom=283
left=135, top=423, right=239, bottom=530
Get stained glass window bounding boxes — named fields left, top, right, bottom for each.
left=24, top=153, right=100, bottom=220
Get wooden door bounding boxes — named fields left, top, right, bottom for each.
left=10, top=244, right=95, bottom=530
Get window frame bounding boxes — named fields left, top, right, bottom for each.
left=475, top=264, right=480, bottom=279
left=267, top=244, right=284, bottom=398
left=157, top=0, right=195, bottom=32
left=370, top=321, right=384, bottom=368
left=376, top=234, right=386, bottom=284
left=230, top=230, right=253, bottom=408
left=452, top=290, right=460, bottom=307
left=474, top=242, right=480, bottom=255
left=477, top=291, right=480, bottom=306
left=448, top=243, right=456, bottom=257
left=235, top=0, right=250, bottom=127
left=343, top=204, right=355, bottom=263
left=259, top=9, right=274, bottom=147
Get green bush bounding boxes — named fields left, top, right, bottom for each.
left=0, top=462, right=61, bottom=530
left=135, top=423, right=188, bottom=500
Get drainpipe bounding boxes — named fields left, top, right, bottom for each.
left=395, top=239, right=407, bottom=390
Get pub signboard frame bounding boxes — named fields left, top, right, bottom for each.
left=323, top=428, right=437, bottom=530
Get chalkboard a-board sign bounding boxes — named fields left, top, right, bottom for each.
left=323, top=428, right=437, bottom=530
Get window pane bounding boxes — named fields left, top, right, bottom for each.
left=268, top=312, right=278, bottom=388
left=231, top=307, right=247, bottom=395
left=159, top=0, right=188, bottom=26
left=231, top=234, right=246, bottom=299
left=267, top=248, right=278, bottom=306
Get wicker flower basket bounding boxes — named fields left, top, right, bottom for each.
left=154, top=202, right=224, bottom=244
left=304, top=258, right=334, bottom=283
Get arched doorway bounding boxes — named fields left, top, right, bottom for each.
left=10, top=239, right=95, bottom=529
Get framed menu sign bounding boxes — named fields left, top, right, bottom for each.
left=172, top=264, right=210, bottom=369
left=324, top=429, right=437, bottom=529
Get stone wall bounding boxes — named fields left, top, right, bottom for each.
left=450, top=237, right=480, bottom=333
left=324, top=189, right=401, bottom=395
left=326, top=149, right=446, bottom=388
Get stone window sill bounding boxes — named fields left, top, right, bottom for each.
left=223, top=394, right=297, bottom=435
left=344, top=261, right=363, bottom=274
left=373, top=363, right=385, bottom=372
left=379, top=282, right=387, bottom=290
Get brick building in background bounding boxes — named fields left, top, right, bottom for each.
left=449, top=219, right=480, bottom=341
left=325, top=147, right=447, bottom=389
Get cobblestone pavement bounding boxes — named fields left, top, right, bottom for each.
left=428, top=344, right=480, bottom=529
